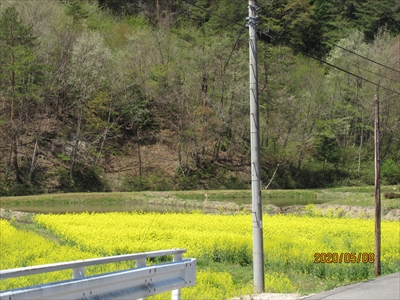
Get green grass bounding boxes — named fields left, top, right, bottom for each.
left=197, top=258, right=253, bottom=286
left=1, top=185, right=398, bottom=211
left=0, top=192, right=150, bottom=203
left=168, top=190, right=252, bottom=200
left=319, top=186, right=398, bottom=194
left=194, top=259, right=349, bottom=295
left=312, top=186, right=400, bottom=210
left=0, top=186, right=400, bottom=213
left=11, top=220, right=65, bottom=245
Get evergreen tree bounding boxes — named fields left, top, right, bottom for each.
left=259, top=0, right=316, bottom=51
left=311, top=0, right=400, bottom=51
left=206, top=0, right=246, bottom=32
left=355, top=0, right=400, bottom=40
left=66, top=0, right=89, bottom=25
left=0, top=7, right=41, bottom=183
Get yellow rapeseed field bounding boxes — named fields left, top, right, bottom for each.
left=34, top=212, right=399, bottom=272
left=0, top=219, right=99, bottom=290
left=1, top=211, right=399, bottom=298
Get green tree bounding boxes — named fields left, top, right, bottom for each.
left=0, top=7, right=42, bottom=183
left=259, top=0, right=316, bottom=51
left=311, top=0, right=400, bottom=54
left=324, top=29, right=400, bottom=183
left=206, top=0, right=246, bottom=32
left=354, top=0, right=400, bottom=40
left=66, top=0, right=89, bottom=25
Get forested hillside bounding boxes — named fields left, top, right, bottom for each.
left=0, top=0, right=399, bottom=195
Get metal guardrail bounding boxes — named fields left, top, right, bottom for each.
left=0, top=248, right=196, bottom=300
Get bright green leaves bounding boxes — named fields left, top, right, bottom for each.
left=381, top=159, right=400, bottom=185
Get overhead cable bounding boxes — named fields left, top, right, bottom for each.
left=319, top=36, right=400, bottom=74
left=223, top=22, right=247, bottom=73
left=182, top=0, right=400, bottom=96
left=277, top=18, right=400, bottom=74
left=297, top=49, right=400, bottom=96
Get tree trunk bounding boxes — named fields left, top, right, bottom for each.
left=11, top=53, right=22, bottom=183
left=358, top=123, right=364, bottom=172
left=94, top=100, right=115, bottom=166
left=12, top=133, right=22, bottom=183
left=4, top=144, right=12, bottom=182
left=70, top=106, right=82, bottom=178
left=156, top=0, right=160, bottom=23
left=29, top=108, right=44, bottom=181
left=137, top=127, right=142, bottom=179
left=29, top=139, right=39, bottom=182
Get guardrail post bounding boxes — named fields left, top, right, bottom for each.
left=72, top=266, right=85, bottom=279
left=172, top=252, right=183, bottom=300
left=136, top=258, right=146, bottom=268
left=136, top=258, right=147, bottom=300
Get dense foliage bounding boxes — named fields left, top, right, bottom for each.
left=0, top=0, right=399, bottom=194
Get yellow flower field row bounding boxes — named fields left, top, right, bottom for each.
left=0, top=219, right=98, bottom=291
left=34, top=211, right=400, bottom=278
left=2, top=212, right=399, bottom=298
left=0, top=219, right=253, bottom=298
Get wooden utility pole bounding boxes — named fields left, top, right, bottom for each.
left=374, top=92, right=381, bottom=277
left=248, top=0, right=265, bottom=293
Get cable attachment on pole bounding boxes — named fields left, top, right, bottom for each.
left=248, top=4, right=260, bottom=12
left=246, top=16, right=259, bottom=27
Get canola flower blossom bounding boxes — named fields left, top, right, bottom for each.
left=1, top=212, right=399, bottom=298
left=0, top=219, right=99, bottom=290
left=34, top=212, right=399, bottom=282
left=0, top=219, right=252, bottom=298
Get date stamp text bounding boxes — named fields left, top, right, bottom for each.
left=314, top=252, right=375, bottom=263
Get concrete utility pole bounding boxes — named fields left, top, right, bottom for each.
left=248, top=0, right=265, bottom=293
left=374, top=92, right=381, bottom=277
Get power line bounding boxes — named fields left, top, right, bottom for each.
left=181, top=0, right=249, bottom=108
left=171, top=4, right=247, bottom=75
left=223, top=22, right=247, bottom=73
left=298, top=49, right=400, bottom=96
left=320, top=37, right=400, bottom=75
left=183, top=0, right=400, bottom=97
left=245, top=1, right=400, bottom=74
left=219, top=22, right=247, bottom=106
left=273, top=19, right=400, bottom=75
left=355, top=65, right=400, bottom=85
left=333, top=55, right=400, bottom=85
left=183, top=0, right=400, bottom=79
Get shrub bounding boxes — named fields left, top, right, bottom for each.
left=381, top=159, right=400, bottom=185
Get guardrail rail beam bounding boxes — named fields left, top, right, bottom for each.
left=0, top=249, right=196, bottom=300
